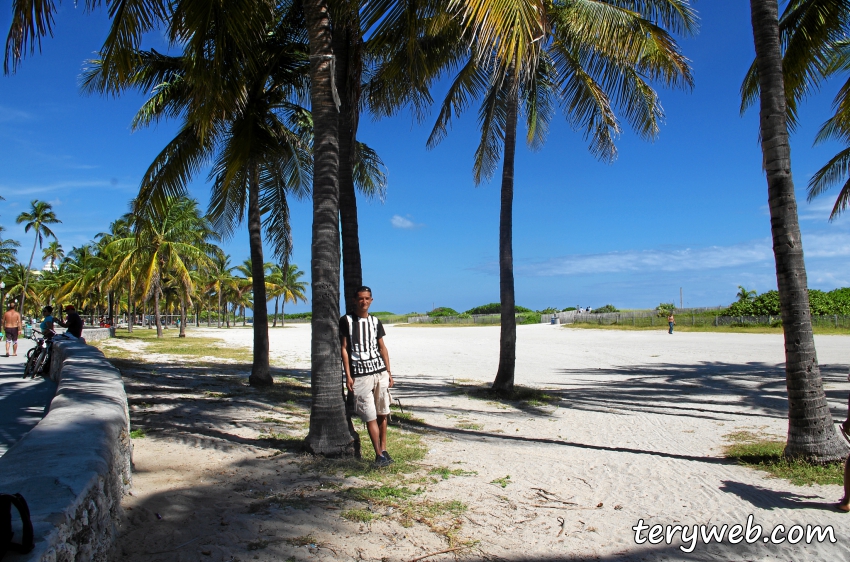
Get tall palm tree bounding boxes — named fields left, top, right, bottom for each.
left=207, top=251, right=237, bottom=330
left=41, top=240, right=64, bottom=270
left=747, top=0, right=847, bottom=462
left=82, top=0, right=312, bottom=386
left=16, top=200, right=60, bottom=318
left=303, top=0, right=356, bottom=457
left=425, top=0, right=695, bottom=392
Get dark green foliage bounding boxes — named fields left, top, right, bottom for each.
left=284, top=312, right=312, bottom=319
left=428, top=307, right=459, bottom=317
left=726, top=287, right=850, bottom=316
left=537, top=307, right=560, bottom=314
left=656, top=302, right=675, bottom=316
left=465, top=303, right=501, bottom=315
left=562, top=307, right=577, bottom=311
left=370, top=311, right=395, bottom=317
left=465, top=303, right=533, bottom=315
left=592, top=304, right=618, bottom=313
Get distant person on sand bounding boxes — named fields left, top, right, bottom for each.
left=340, top=286, right=395, bottom=467
left=667, top=312, right=675, bottom=334
left=3, top=302, right=22, bottom=356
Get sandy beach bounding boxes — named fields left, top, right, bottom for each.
left=108, top=323, right=850, bottom=561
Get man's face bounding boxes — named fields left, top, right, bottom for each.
left=355, top=291, right=373, bottom=315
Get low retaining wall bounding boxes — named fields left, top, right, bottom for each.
left=0, top=339, right=131, bottom=561
left=80, top=328, right=115, bottom=342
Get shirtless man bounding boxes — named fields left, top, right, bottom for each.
left=3, top=302, right=23, bottom=357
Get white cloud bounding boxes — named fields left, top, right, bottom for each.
left=0, top=179, right=131, bottom=197
left=0, top=105, right=32, bottom=123
left=391, top=215, right=421, bottom=229
left=516, top=228, right=850, bottom=277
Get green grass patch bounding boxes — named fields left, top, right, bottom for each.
left=129, top=429, right=146, bottom=439
left=341, top=508, right=378, bottom=523
left=723, top=436, right=844, bottom=486
left=107, top=329, right=255, bottom=362
left=452, top=381, right=559, bottom=411
left=344, top=485, right=422, bottom=503
left=454, top=422, right=483, bottom=430
left=565, top=323, right=850, bottom=335
left=429, top=466, right=477, bottom=480
left=490, top=475, right=511, bottom=488
left=285, top=534, right=317, bottom=547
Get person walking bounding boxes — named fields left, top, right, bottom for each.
left=667, top=312, right=675, bottom=334
left=340, top=286, right=395, bottom=467
left=2, top=302, right=22, bottom=356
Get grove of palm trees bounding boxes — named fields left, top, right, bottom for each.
left=4, top=0, right=850, bottom=559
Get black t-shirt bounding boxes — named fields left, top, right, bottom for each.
left=62, top=312, right=84, bottom=338
left=339, top=314, right=386, bottom=377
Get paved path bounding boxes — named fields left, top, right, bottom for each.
left=0, top=338, right=56, bottom=457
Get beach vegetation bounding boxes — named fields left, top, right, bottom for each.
left=592, top=304, right=619, bottom=314
left=428, top=307, right=460, bottom=317
left=724, top=436, right=844, bottom=486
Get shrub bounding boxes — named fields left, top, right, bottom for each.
left=592, top=304, right=618, bottom=314
left=371, top=311, right=395, bottom=317
left=428, top=307, right=459, bottom=317
left=656, top=303, right=675, bottom=316
left=562, top=307, right=577, bottom=312
left=284, top=312, right=312, bottom=319
left=465, top=303, right=533, bottom=315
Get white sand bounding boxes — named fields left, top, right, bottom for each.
left=152, top=324, right=850, bottom=560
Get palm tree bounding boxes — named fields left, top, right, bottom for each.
left=0, top=226, right=20, bottom=272
left=736, top=286, right=758, bottom=302
left=424, top=0, right=695, bottom=392
left=747, top=0, right=847, bottom=462
left=277, top=263, right=308, bottom=326
left=81, top=1, right=312, bottom=386
left=16, top=200, right=60, bottom=319
left=207, top=251, right=237, bottom=330
left=108, top=197, right=212, bottom=338
left=41, top=240, right=64, bottom=270
left=302, top=0, right=357, bottom=457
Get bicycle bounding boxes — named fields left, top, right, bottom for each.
left=23, top=329, right=53, bottom=379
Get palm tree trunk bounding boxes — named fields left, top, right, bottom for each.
left=179, top=296, right=187, bottom=338
left=248, top=163, right=273, bottom=386
left=217, top=290, right=222, bottom=328
left=127, top=280, right=133, bottom=333
left=108, top=290, right=115, bottom=326
left=749, top=0, right=847, bottom=461
left=273, top=296, right=279, bottom=327
left=334, top=23, right=363, bottom=316
left=20, top=235, right=38, bottom=320
left=492, top=76, right=518, bottom=393
left=303, top=0, right=355, bottom=457
left=154, top=289, right=163, bottom=338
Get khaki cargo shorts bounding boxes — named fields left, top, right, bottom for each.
left=353, top=371, right=391, bottom=423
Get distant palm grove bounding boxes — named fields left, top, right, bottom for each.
left=5, top=0, right=850, bottom=460
left=0, top=199, right=308, bottom=338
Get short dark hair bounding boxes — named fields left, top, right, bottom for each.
left=355, top=285, right=372, bottom=296
left=43, top=306, right=53, bottom=313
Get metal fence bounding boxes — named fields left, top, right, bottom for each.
left=408, top=314, right=503, bottom=325
left=565, top=313, right=850, bottom=328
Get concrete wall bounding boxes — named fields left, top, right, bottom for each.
left=0, top=339, right=131, bottom=562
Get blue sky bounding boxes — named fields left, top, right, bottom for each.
left=2, top=2, right=850, bottom=314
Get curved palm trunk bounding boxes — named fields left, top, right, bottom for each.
left=154, top=289, right=163, bottom=338
left=273, top=296, right=279, bottom=327
left=749, top=0, right=847, bottom=461
left=334, top=24, right=363, bottom=316
left=248, top=164, right=273, bottom=386
left=127, top=280, right=134, bottom=333
left=217, top=290, right=223, bottom=328
left=492, top=79, right=518, bottom=393
left=303, top=0, right=355, bottom=457
left=20, top=234, right=39, bottom=320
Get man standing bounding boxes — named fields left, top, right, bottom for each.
left=3, top=302, right=22, bottom=356
left=340, top=286, right=395, bottom=467
left=667, top=312, right=675, bottom=334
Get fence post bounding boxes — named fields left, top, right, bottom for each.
left=835, top=314, right=838, bottom=328
left=651, top=316, right=653, bottom=326
left=692, top=314, right=695, bottom=326
left=715, top=315, right=718, bottom=327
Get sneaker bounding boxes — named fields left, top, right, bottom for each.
left=373, top=454, right=391, bottom=468
left=382, top=451, right=394, bottom=464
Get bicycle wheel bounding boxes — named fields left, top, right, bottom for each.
left=23, top=351, right=37, bottom=378
left=32, top=349, right=48, bottom=378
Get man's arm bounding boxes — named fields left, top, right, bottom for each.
left=341, top=336, right=354, bottom=392
left=377, top=338, right=393, bottom=388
